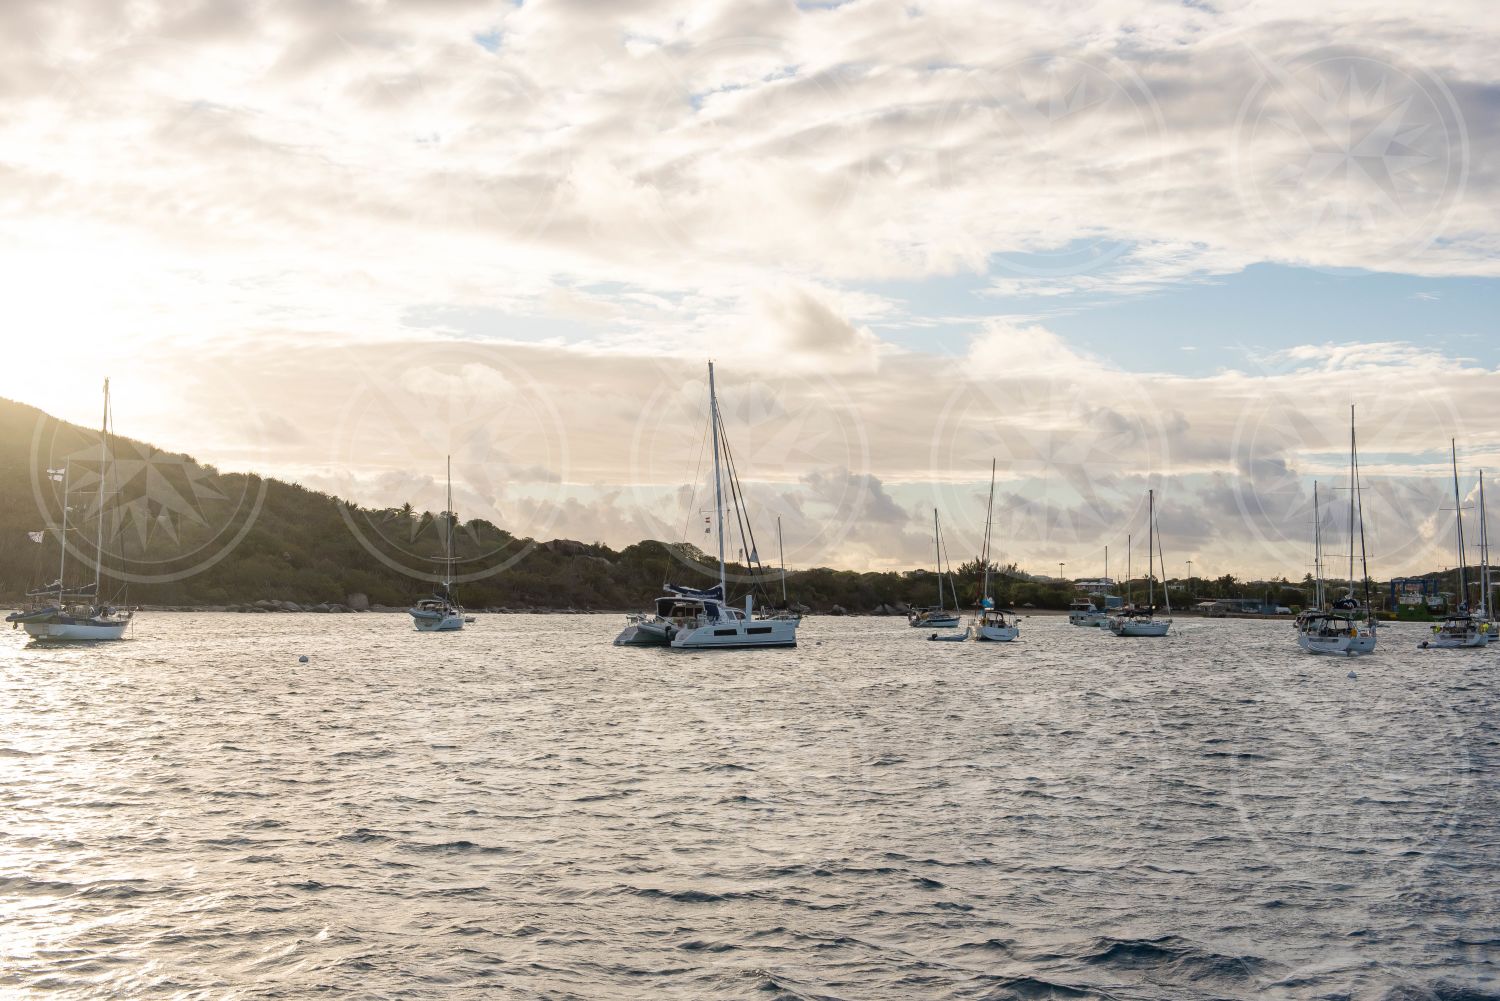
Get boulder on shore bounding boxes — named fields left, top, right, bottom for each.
left=829, top=604, right=847, bottom=616
left=345, top=592, right=370, bottom=611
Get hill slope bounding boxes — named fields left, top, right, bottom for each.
left=0, top=396, right=982, bottom=613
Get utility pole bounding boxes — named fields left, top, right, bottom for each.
left=1186, top=560, right=1193, bottom=599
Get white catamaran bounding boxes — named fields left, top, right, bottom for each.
left=7, top=379, right=134, bottom=641
left=408, top=457, right=466, bottom=632
left=910, top=508, right=962, bottom=628
left=1296, top=406, right=1377, bottom=655
left=970, top=460, right=1018, bottom=642
left=1107, top=489, right=1171, bottom=637
left=615, top=364, right=798, bottom=650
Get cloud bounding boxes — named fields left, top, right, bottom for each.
left=2, top=0, right=1498, bottom=579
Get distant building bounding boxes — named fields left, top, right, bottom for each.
left=1074, top=577, right=1115, bottom=595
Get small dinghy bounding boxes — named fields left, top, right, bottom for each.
left=929, top=627, right=971, bottom=642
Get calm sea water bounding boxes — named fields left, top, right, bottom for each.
left=2, top=613, right=1496, bottom=1000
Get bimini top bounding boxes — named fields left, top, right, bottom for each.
left=664, top=583, right=725, bottom=602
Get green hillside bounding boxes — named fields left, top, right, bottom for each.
left=10, top=395, right=1442, bottom=616
left=0, top=395, right=1030, bottom=613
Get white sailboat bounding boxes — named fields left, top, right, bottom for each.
left=408, top=457, right=465, bottom=632
left=910, top=508, right=962, bottom=628
left=1422, top=440, right=1490, bottom=649
left=667, top=363, right=798, bottom=650
left=7, top=379, right=133, bottom=641
left=1107, top=489, right=1171, bottom=637
left=970, top=460, right=1018, bottom=642
left=1296, top=407, right=1376, bottom=655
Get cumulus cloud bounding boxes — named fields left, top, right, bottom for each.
left=2, top=0, right=1497, bottom=578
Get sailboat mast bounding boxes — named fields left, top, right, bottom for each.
left=982, top=459, right=996, bottom=601
left=708, top=363, right=727, bottom=596
left=1312, top=481, right=1324, bottom=609
left=1352, top=409, right=1373, bottom=625
left=444, top=454, right=453, bottom=589
left=933, top=508, right=943, bottom=609
left=1126, top=533, right=1132, bottom=605
left=57, top=463, right=70, bottom=592
left=92, top=378, right=110, bottom=598
left=1348, top=408, right=1357, bottom=591
left=1155, top=500, right=1171, bottom=615
left=1480, top=470, right=1491, bottom=617
left=1147, top=489, right=1156, bottom=608
left=1452, top=439, right=1468, bottom=611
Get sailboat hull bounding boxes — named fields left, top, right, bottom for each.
left=1422, top=631, right=1489, bottom=649
left=20, top=618, right=129, bottom=641
left=910, top=613, right=961, bottom=628
left=1108, top=617, right=1170, bottom=637
left=410, top=610, right=464, bottom=631
left=973, top=624, right=1019, bottom=642
left=1297, top=631, right=1376, bottom=655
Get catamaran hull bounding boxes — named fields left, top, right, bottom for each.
left=1068, top=612, right=1107, bottom=627
left=910, top=615, right=961, bottom=628
left=613, top=620, right=673, bottom=646
left=671, top=619, right=798, bottom=649
left=20, top=619, right=129, bottom=641
left=1297, top=632, right=1376, bottom=655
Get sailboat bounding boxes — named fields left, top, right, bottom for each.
left=407, top=457, right=465, bottom=632
left=7, top=379, right=133, bottom=641
left=1422, top=440, right=1490, bottom=649
left=614, top=364, right=798, bottom=649
left=970, top=460, right=1019, bottom=642
left=910, top=509, right=962, bottom=628
left=1107, top=489, right=1171, bottom=636
left=757, top=515, right=801, bottom=623
left=1296, top=407, right=1377, bottom=655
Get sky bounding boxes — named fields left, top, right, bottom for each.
left=1, top=0, right=1498, bottom=581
